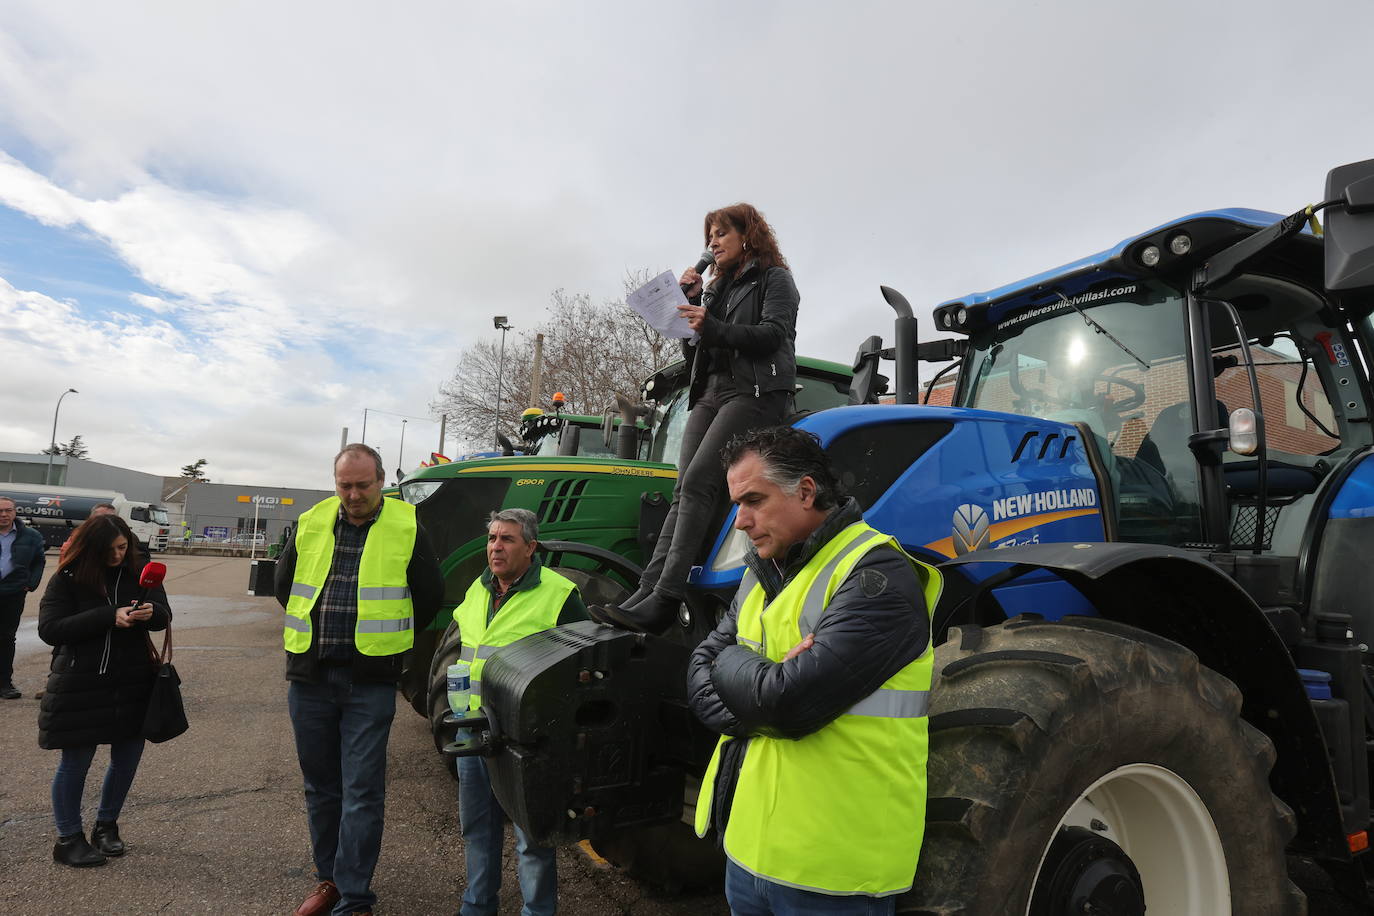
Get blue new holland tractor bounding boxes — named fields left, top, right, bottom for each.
left=450, top=160, right=1374, bottom=913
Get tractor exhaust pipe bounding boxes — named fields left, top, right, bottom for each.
left=881, top=286, right=918, bottom=405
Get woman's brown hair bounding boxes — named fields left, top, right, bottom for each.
left=57, top=514, right=144, bottom=595
left=703, top=203, right=788, bottom=287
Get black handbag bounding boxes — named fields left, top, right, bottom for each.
left=142, top=627, right=188, bottom=743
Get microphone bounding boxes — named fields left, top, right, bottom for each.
left=682, top=250, right=714, bottom=290
left=132, top=561, right=167, bottom=607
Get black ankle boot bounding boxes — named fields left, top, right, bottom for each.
left=91, top=821, right=125, bottom=856
left=53, top=832, right=107, bottom=868
left=621, top=585, right=654, bottom=608
left=593, top=591, right=682, bottom=635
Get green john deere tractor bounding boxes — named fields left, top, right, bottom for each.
left=397, top=355, right=856, bottom=747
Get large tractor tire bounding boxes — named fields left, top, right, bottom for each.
left=905, top=614, right=1305, bottom=916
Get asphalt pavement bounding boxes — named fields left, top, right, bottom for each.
left=0, top=554, right=728, bottom=915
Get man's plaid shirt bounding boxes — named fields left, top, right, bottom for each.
left=316, top=502, right=381, bottom=661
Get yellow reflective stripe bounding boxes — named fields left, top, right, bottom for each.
left=357, top=618, right=412, bottom=633
left=459, top=646, right=476, bottom=662
left=359, top=586, right=410, bottom=600
left=846, top=688, right=929, bottom=719
left=284, top=614, right=310, bottom=633
left=735, top=567, right=764, bottom=653
left=290, top=582, right=317, bottom=600
left=797, top=531, right=888, bottom=637
left=737, top=567, right=759, bottom=601
left=475, top=645, right=499, bottom=660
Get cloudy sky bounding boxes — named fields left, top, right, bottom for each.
left=2, top=1, right=1372, bottom=489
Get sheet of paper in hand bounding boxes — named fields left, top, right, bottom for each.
left=628, top=270, right=695, bottom=339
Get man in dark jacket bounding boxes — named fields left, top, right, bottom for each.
left=274, top=444, right=443, bottom=916
left=687, top=427, right=939, bottom=913
left=0, top=496, right=46, bottom=699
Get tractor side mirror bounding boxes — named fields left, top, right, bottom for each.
left=849, top=335, right=888, bottom=405
left=556, top=424, right=581, bottom=457
left=1324, top=158, right=1374, bottom=290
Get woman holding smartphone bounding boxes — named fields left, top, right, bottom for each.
left=38, top=513, right=170, bottom=867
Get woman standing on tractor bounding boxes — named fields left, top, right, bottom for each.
left=596, top=203, right=799, bottom=633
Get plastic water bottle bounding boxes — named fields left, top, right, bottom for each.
left=447, top=661, right=471, bottom=716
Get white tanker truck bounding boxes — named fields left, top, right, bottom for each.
left=0, top=482, right=169, bottom=553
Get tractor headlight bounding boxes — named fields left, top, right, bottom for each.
left=401, top=480, right=443, bottom=505
left=710, top=517, right=750, bottom=573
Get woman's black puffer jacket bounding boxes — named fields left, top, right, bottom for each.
left=38, top=567, right=171, bottom=749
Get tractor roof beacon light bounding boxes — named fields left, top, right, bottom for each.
left=1229, top=407, right=1259, bottom=455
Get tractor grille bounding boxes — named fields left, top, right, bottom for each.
left=538, top=478, right=589, bottom=525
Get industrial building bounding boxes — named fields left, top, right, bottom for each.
left=0, top=452, right=331, bottom=544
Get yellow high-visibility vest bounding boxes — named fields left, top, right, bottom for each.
left=453, top=565, right=576, bottom=712
left=695, top=521, right=941, bottom=896
left=284, top=496, right=418, bottom=656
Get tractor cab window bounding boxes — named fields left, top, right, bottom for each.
left=649, top=388, right=690, bottom=465
left=1203, top=275, right=1368, bottom=553
left=962, top=281, right=1204, bottom=545
left=531, top=424, right=621, bottom=459
left=794, top=373, right=852, bottom=414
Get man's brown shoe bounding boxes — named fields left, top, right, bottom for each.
left=294, top=880, right=340, bottom=916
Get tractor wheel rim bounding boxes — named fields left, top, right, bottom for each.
left=1028, top=762, right=1229, bottom=915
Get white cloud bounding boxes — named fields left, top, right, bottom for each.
left=1, top=0, right=1374, bottom=486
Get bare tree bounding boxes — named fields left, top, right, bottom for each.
left=434, top=273, right=678, bottom=449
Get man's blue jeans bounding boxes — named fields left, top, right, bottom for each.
left=725, top=860, right=897, bottom=915
left=51, top=737, right=146, bottom=836
left=288, top=666, right=396, bottom=916
left=457, top=750, right=556, bottom=916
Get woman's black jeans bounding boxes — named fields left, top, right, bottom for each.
left=640, top=389, right=788, bottom=598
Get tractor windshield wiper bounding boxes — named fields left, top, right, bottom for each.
left=1055, top=292, right=1150, bottom=371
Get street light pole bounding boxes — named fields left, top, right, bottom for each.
left=360, top=407, right=370, bottom=444
left=493, top=316, right=513, bottom=448
left=397, top=418, right=407, bottom=480
left=46, top=388, right=78, bottom=486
